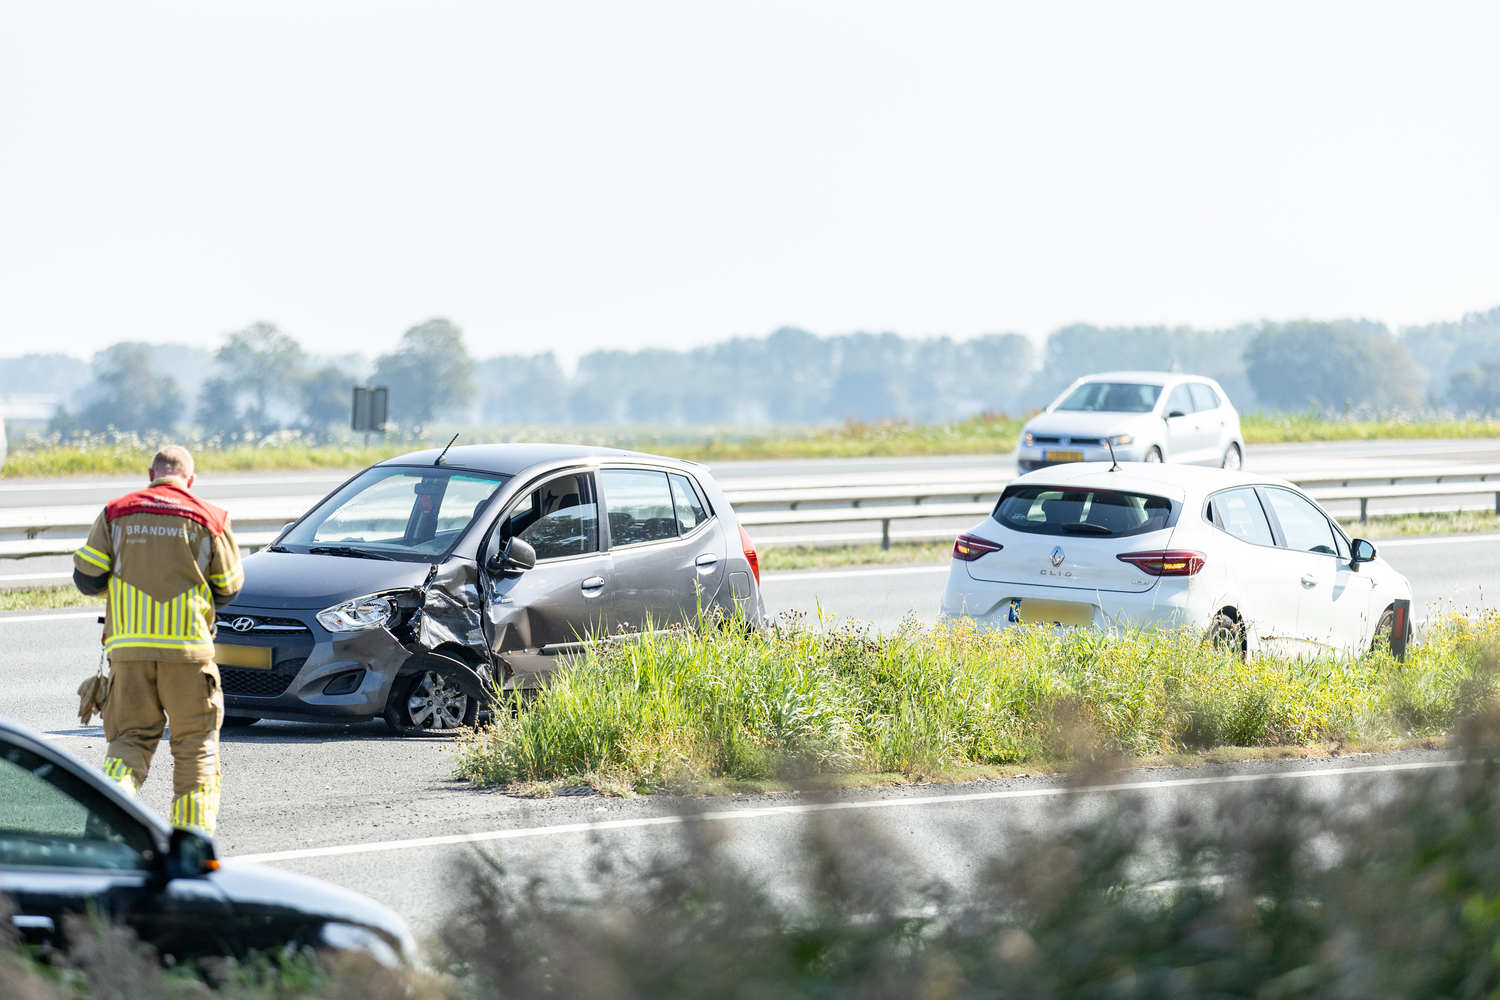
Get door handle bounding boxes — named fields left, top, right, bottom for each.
left=1300, top=574, right=1318, bottom=587
left=694, top=553, right=718, bottom=567
left=581, top=576, right=605, bottom=592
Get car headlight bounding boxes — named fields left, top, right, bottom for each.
left=1022, top=431, right=1035, bottom=447
left=317, top=594, right=397, bottom=632
left=1109, top=434, right=1133, bottom=446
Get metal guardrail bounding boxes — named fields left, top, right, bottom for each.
left=5, top=465, right=1500, bottom=559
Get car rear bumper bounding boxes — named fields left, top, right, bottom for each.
left=939, top=567, right=1210, bottom=632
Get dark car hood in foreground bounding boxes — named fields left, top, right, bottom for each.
left=228, top=551, right=434, bottom=610
left=213, top=860, right=416, bottom=959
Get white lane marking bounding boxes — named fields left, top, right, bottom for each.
left=0, top=572, right=73, bottom=582
left=1378, top=533, right=1500, bottom=547
left=228, top=758, right=1462, bottom=864
left=762, top=565, right=949, bottom=583
left=0, top=611, right=101, bottom=623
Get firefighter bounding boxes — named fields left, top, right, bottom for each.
left=73, top=445, right=243, bottom=834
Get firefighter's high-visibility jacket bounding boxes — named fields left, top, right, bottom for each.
left=73, top=480, right=244, bottom=662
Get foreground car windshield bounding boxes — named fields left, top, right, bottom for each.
left=1054, top=383, right=1163, bottom=413
left=994, top=485, right=1174, bottom=537
left=281, top=467, right=509, bottom=560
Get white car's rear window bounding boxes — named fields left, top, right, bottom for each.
left=993, top=485, right=1175, bottom=538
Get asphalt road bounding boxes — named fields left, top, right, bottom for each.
left=0, top=522, right=1492, bottom=935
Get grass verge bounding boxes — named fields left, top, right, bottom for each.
left=452, top=612, right=1498, bottom=794
left=760, top=540, right=954, bottom=571
left=0, top=586, right=101, bottom=613
left=1338, top=509, right=1500, bottom=539
left=11, top=412, right=1500, bottom=477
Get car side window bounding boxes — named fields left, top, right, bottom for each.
left=1188, top=383, right=1220, bottom=411
left=669, top=474, right=710, bottom=534
left=499, top=473, right=599, bottom=561
left=1210, top=488, right=1275, bottom=546
left=0, top=742, right=154, bottom=871
left=602, top=470, right=678, bottom=546
left=1264, top=488, right=1338, bottom=555
left=1166, top=384, right=1195, bottom=416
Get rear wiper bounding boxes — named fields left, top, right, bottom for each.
left=1060, top=523, right=1114, bottom=535
left=306, top=545, right=394, bottom=561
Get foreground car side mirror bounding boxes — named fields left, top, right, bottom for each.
left=1350, top=537, right=1377, bottom=569
left=1167, top=409, right=1187, bottom=419
left=487, top=536, right=536, bottom=575
left=164, top=827, right=219, bottom=879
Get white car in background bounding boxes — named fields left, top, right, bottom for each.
left=1015, top=371, right=1245, bottom=473
left=940, top=463, right=1412, bottom=656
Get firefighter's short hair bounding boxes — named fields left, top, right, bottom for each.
left=150, top=445, right=195, bottom=480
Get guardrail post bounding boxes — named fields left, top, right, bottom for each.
left=1495, top=491, right=1499, bottom=516
left=1360, top=498, right=1368, bottom=524
left=881, top=519, right=890, bottom=550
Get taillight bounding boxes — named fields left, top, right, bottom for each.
left=952, top=532, right=1003, bottom=562
left=737, top=523, right=760, bottom=585
left=1116, top=550, right=1206, bottom=576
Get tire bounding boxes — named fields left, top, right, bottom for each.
left=383, top=669, right=478, bottom=737
left=1221, top=443, right=1243, bottom=471
left=1207, top=612, right=1245, bottom=657
left=1144, top=446, right=1163, bottom=463
left=222, top=716, right=260, bottom=728
left=1372, top=606, right=1412, bottom=656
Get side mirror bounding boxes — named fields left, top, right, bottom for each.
left=164, top=827, right=219, bottom=879
left=1350, top=538, right=1377, bottom=568
left=1167, top=409, right=1187, bottom=419
left=486, top=536, right=536, bottom=574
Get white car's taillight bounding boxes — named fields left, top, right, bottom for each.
left=1116, top=550, right=1206, bottom=576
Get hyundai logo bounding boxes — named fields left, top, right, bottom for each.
left=1050, top=546, right=1065, bottom=567
left=230, top=617, right=258, bottom=633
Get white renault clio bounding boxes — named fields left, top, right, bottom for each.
left=939, top=463, right=1412, bottom=655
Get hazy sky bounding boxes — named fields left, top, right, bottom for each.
left=2, top=2, right=1497, bottom=363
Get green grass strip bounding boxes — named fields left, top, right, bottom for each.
left=453, top=612, right=1500, bottom=791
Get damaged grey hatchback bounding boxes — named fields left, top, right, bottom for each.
left=213, top=444, right=766, bottom=736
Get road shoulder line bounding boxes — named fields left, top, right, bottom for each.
left=228, top=757, right=1463, bottom=865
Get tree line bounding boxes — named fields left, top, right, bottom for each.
left=7, top=305, right=1500, bottom=437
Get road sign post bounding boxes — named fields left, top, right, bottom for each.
left=352, top=386, right=388, bottom=447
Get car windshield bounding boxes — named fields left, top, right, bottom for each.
left=281, top=467, right=510, bottom=561
left=993, top=485, right=1174, bottom=538
left=1055, top=382, right=1163, bottom=413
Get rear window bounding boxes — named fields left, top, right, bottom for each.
left=992, top=485, right=1176, bottom=538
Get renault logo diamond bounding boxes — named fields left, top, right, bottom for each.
left=1060, top=436, right=1070, bottom=447
left=1050, top=546, right=1065, bottom=567
left=230, top=617, right=258, bottom=633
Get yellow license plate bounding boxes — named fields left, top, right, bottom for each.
left=214, top=643, right=272, bottom=670
left=1044, top=450, right=1084, bottom=462
left=1011, top=599, right=1094, bottom=627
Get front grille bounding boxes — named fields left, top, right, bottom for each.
left=216, top=614, right=311, bottom=635
left=220, top=667, right=296, bottom=698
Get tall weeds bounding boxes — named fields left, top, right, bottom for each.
left=453, top=612, right=1500, bottom=789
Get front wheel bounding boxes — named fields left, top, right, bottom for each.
left=1221, top=443, right=1243, bottom=470
left=1144, top=446, right=1163, bottom=463
left=384, top=669, right=478, bottom=737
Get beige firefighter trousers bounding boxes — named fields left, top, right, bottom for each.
left=101, top=658, right=223, bottom=797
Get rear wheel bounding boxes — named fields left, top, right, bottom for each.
left=1221, top=443, right=1243, bottom=470
left=384, top=669, right=477, bottom=737
left=1144, top=446, right=1163, bottom=463
left=1207, top=612, right=1245, bottom=657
